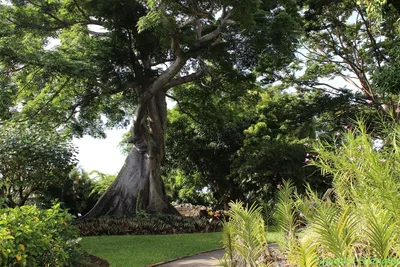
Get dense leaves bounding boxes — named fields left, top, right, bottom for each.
left=0, top=203, right=82, bottom=267
left=0, top=123, right=76, bottom=207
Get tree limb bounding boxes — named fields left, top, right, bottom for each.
left=163, top=70, right=204, bottom=91
left=141, top=35, right=186, bottom=103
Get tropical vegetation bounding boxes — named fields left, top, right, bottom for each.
left=1, top=0, right=400, bottom=265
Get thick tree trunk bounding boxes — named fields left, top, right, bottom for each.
left=83, top=91, right=178, bottom=218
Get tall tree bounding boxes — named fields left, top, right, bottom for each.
left=0, top=0, right=300, bottom=217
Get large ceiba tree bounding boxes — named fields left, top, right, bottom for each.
left=0, top=0, right=300, bottom=217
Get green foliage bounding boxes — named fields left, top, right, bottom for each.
left=291, top=0, right=400, bottom=121
left=0, top=204, right=82, bottom=267
left=219, top=201, right=271, bottom=267
left=364, top=206, right=396, bottom=260
left=312, top=120, right=400, bottom=213
left=165, top=78, right=260, bottom=205
left=89, top=170, right=116, bottom=196
left=280, top=120, right=400, bottom=266
left=137, top=0, right=163, bottom=33
left=312, top=205, right=358, bottom=260
left=289, top=238, right=319, bottom=267
left=164, top=169, right=216, bottom=205
left=38, top=167, right=100, bottom=215
left=372, top=42, right=400, bottom=116
left=0, top=0, right=301, bottom=137
left=167, top=85, right=346, bottom=206
left=76, top=213, right=221, bottom=236
left=0, top=123, right=76, bottom=207
left=231, top=89, right=345, bottom=199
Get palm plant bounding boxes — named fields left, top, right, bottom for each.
left=274, top=180, right=299, bottom=253
left=219, top=201, right=272, bottom=267
left=289, top=238, right=319, bottom=267
left=312, top=205, right=358, bottom=262
left=364, top=205, right=397, bottom=261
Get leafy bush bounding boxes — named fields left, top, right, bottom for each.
left=0, top=204, right=82, bottom=267
left=219, top=201, right=272, bottom=267
left=76, top=213, right=222, bottom=236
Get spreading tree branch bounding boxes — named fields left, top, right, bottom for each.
left=163, top=70, right=204, bottom=91
left=166, top=94, right=201, bottom=123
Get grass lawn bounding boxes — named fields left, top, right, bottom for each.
left=81, top=232, right=223, bottom=267
left=81, top=230, right=280, bottom=267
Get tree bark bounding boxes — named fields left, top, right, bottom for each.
left=83, top=91, right=178, bottom=218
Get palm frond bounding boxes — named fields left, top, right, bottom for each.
left=289, top=238, right=319, bottom=267
left=365, top=206, right=396, bottom=260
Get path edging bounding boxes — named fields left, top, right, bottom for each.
left=146, top=248, right=224, bottom=267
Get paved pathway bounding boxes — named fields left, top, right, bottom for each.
left=155, top=249, right=224, bottom=267
left=153, top=243, right=288, bottom=267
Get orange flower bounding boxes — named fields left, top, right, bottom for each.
left=19, top=243, right=25, bottom=251
left=16, top=254, right=22, bottom=261
left=33, top=217, right=39, bottom=221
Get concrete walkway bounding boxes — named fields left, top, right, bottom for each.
left=155, top=249, right=224, bottom=267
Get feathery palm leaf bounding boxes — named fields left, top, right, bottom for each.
left=289, top=238, right=319, bottom=267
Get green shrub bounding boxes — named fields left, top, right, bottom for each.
left=76, top=213, right=221, bottom=236
left=0, top=204, right=82, bottom=267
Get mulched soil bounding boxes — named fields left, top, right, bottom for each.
left=268, top=243, right=289, bottom=267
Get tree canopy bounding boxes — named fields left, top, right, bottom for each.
left=0, top=0, right=301, bottom=135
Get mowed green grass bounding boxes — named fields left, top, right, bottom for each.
left=81, top=232, right=223, bottom=267
left=81, top=230, right=280, bottom=267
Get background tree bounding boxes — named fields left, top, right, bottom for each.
left=0, top=0, right=301, bottom=217
left=285, top=0, right=400, bottom=121
left=229, top=88, right=354, bottom=202
left=163, top=169, right=215, bottom=205
left=0, top=123, right=76, bottom=207
left=166, top=81, right=355, bottom=207
left=165, top=74, right=260, bottom=207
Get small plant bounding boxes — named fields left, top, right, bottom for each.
left=219, top=201, right=272, bottom=267
left=0, top=203, right=82, bottom=267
